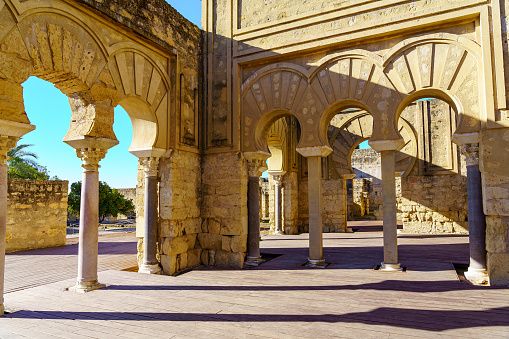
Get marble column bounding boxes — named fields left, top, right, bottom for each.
left=380, top=150, right=401, bottom=271
left=461, top=144, right=489, bottom=285
left=138, top=157, right=161, bottom=274
left=74, top=148, right=107, bottom=292
left=0, top=136, right=17, bottom=316
left=307, top=156, right=325, bottom=266
left=272, top=173, right=285, bottom=235
left=246, top=157, right=266, bottom=267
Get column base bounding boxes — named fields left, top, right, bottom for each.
left=70, top=280, right=106, bottom=293
left=306, top=258, right=327, bottom=268
left=245, top=256, right=265, bottom=267
left=380, top=262, right=403, bottom=272
left=274, top=231, right=284, bottom=235
left=464, top=267, right=489, bottom=285
left=0, top=303, right=4, bottom=316
left=138, top=263, right=162, bottom=275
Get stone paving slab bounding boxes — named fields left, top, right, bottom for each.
left=5, top=232, right=138, bottom=293
left=1, top=232, right=509, bottom=338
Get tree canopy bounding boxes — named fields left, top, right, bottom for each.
left=7, top=143, right=51, bottom=180
left=68, top=181, right=135, bottom=222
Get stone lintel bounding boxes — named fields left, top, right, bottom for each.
left=368, top=138, right=405, bottom=152
left=64, top=136, right=119, bottom=151
left=452, top=132, right=480, bottom=145
left=296, top=146, right=332, bottom=158
left=129, top=147, right=169, bottom=159
left=0, top=120, right=35, bottom=138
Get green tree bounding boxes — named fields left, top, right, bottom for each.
left=7, top=144, right=50, bottom=180
left=68, top=181, right=135, bottom=222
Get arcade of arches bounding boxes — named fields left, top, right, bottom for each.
left=1, top=0, right=509, bottom=316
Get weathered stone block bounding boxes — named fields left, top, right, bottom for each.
left=197, top=233, right=222, bottom=250
left=487, top=252, right=509, bottom=286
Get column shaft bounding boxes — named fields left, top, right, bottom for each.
left=143, top=175, right=159, bottom=265
left=467, top=163, right=487, bottom=269
left=77, top=168, right=101, bottom=289
left=247, top=176, right=261, bottom=260
left=462, top=144, right=488, bottom=284
left=381, top=150, right=400, bottom=270
left=0, top=162, right=6, bottom=315
left=307, top=156, right=324, bottom=264
left=274, top=178, right=283, bottom=234
left=138, top=158, right=161, bottom=274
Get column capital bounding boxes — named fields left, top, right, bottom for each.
left=140, top=157, right=160, bottom=177
left=76, top=148, right=107, bottom=172
left=270, top=172, right=286, bottom=185
left=460, top=143, right=480, bottom=166
left=0, top=136, right=18, bottom=165
left=245, top=151, right=270, bottom=177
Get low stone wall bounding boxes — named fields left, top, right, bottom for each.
left=6, top=179, right=68, bottom=252
left=399, top=175, right=468, bottom=234
left=298, top=179, right=347, bottom=233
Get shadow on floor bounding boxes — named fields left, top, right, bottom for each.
left=249, top=242, right=470, bottom=272
left=104, top=279, right=505, bottom=293
left=7, top=241, right=137, bottom=256
left=7, top=307, right=509, bottom=331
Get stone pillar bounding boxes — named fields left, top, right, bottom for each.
left=297, top=146, right=332, bottom=267
left=0, top=136, right=17, bottom=316
left=272, top=173, right=285, bottom=235
left=73, top=148, right=108, bottom=292
left=380, top=150, right=401, bottom=271
left=245, top=154, right=268, bottom=267
left=307, top=156, right=324, bottom=266
left=461, top=144, right=489, bottom=285
left=138, top=157, right=161, bottom=274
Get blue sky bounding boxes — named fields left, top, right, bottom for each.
left=20, top=1, right=201, bottom=188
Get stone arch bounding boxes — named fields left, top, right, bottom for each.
left=0, top=3, right=113, bottom=139
left=328, top=111, right=417, bottom=179
left=384, top=33, right=482, bottom=140
left=107, top=47, right=171, bottom=150
left=310, top=51, right=403, bottom=148
left=241, top=63, right=308, bottom=152
left=16, top=10, right=109, bottom=95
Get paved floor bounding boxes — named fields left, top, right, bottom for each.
left=1, top=231, right=509, bottom=338
left=5, top=232, right=138, bottom=293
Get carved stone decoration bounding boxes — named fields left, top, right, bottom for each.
left=0, top=136, right=18, bottom=164
left=140, top=157, right=160, bottom=178
left=76, top=148, right=107, bottom=172
left=460, top=143, right=480, bottom=167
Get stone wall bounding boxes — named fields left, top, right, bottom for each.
left=200, top=152, right=247, bottom=269
left=267, top=172, right=299, bottom=235
left=481, top=128, right=509, bottom=285
left=6, top=180, right=68, bottom=252
left=399, top=175, right=468, bottom=234
left=158, top=150, right=202, bottom=275
left=298, top=179, right=347, bottom=233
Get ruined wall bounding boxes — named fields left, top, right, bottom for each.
left=298, top=179, right=347, bottom=233
left=158, top=150, right=202, bottom=275
left=200, top=153, right=247, bottom=268
left=399, top=175, right=468, bottom=234
left=6, top=180, right=68, bottom=252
